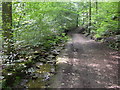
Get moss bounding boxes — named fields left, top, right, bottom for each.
left=26, top=78, right=46, bottom=88
left=36, top=64, right=52, bottom=74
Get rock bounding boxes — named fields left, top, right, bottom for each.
left=36, top=62, right=44, bottom=68
left=20, top=79, right=28, bottom=86
left=32, top=51, right=40, bottom=55
left=95, top=37, right=103, bottom=41
left=116, top=35, right=120, bottom=42
left=84, top=33, right=89, bottom=37
left=48, top=55, right=55, bottom=59
left=104, top=36, right=117, bottom=43
left=51, top=50, right=60, bottom=56
left=27, top=67, right=36, bottom=73
left=39, top=58, right=46, bottom=63
left=0, top=76, right=4, bottom=79
left=93, top=35, right=120, bottom=44
left=13, top=59, right=25, bottom=63
left=47, top=60, right=56, bottom=64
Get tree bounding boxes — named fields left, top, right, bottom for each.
left=118, top=1, right=120, bottom=86
left=95, top=0, right=98, bottom=14
left=88, top=0, right=91, bottom=34
left=2, top=2, right=14, bottom=62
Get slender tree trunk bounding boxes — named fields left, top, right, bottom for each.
left=88, top=0, right=91, bottom=34
left=82, top=12, right=85, bottom=25
left=118, top=1, right=120, bottom=86
left=75, top=3, right=79, bottom=27
left=76, top=13, right=79, bottom=27
left=82, top=4, right=85, bottom=25
left=2, top=2, right=14, bottom=62
left=86, top=12, right=89, bottom=29
left=96, top=1, right=98, bottom=14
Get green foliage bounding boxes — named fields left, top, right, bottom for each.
left=1, top=2, right=119, bottom=89
left=0, top=3, right=2, bottom=38
left=75, top=2, right=119, bottom=50
left=93, top=2, right=118, bottom=36
left=1, top=2, right=119, bottom=53
left=12, top=2, right=76, bottom=49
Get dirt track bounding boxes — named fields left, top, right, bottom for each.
left=50, top=32, right=120, bottom=88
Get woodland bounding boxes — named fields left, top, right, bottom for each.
left=0, top=1, right=120, bottom=89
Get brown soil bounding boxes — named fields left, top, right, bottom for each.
left=50, top=32, right=120, bottom=88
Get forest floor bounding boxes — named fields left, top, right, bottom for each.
left=50, top=31, right=120, bottom=88
left=0, top=37, right=2, bottom=70
left=0, top=38, right=2, bottom=88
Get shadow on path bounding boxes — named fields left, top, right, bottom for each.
left=50, top=33, right=119, bottom=88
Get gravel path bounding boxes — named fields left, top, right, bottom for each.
left=50, top=32, right=119, bottom=88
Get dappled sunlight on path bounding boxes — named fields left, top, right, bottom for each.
left=50, top=33, right=119, bottom=88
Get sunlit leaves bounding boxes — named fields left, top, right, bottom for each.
left=12, top=2, right=77, bottom=48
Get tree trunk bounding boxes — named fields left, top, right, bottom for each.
left=88, top=0, right=91, bottom=34
left=95, top=1, right=98, bottom=14
left=2, top=2, right=14, bottom=62
left=118, top=1, right=120, bottom=86
left=82, top=12, right=85, bottom=25
left=76, top=13, right=79, bottom=27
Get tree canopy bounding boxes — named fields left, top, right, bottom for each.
left=0, top=1, right=119, bottom=89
